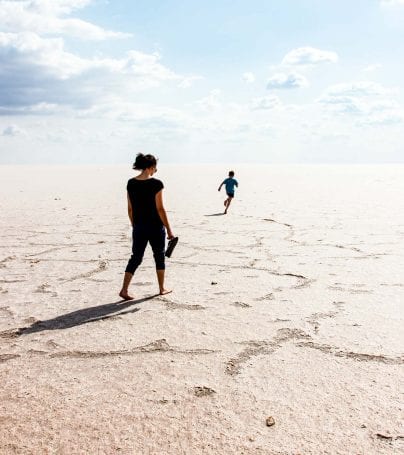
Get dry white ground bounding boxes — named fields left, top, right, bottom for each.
left=0, top=164, right=403, bottom=454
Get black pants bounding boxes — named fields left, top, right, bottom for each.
left=125, top=224, right=166, bottom=274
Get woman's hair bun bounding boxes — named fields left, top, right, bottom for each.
left=133, top=153, right=158, bottom=170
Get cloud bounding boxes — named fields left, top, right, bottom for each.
left=0, top=0, right=129, bottom=40
left=318, top=81, right=402, bottom=125
left=358, top=112, right=404, bottom=126
left=281, top=47, right=338, bottom=66
left=2, top=124, right=26, bottom=136
left=0, top=31, right=185, bottom=114
left=325, top=81, right=391, bottom=97
left=0, top=32, right=89, bottom=80
left=266, top=47, right=338, bottom=89
left=0, top=102, right=62, bottom=115
left=251, top=95, right=280, bottom=110
left=196, top=90, right=222, bottom=111
left=0, top=0, right=195, bottom=117
left=318, top=95, right=363, bottom=115
left=267, top=72, right=308, bottom=89
left=123, top=50, right=179, bottom=81
left=25, top=0, right=93, bottom=15
left=242, top=72, right=255, bottom=83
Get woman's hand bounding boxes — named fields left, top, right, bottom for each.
left=167, top=228, right=175, bottom=240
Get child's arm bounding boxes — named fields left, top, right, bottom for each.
left=218, top=180, right=224, bottom=191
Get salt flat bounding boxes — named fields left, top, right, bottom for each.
left=0, top=164, right=403, bottom=454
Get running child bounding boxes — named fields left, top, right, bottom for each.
left=218, top=170, right=238, bottom=214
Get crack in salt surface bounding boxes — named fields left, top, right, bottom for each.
left=313, top=243, right=367, bottom=254
left=262, top=218, right=292, bottom=228
left=26, top=246, right=72, bottom=257
left=231, top=301, right=251, bottom=308
left=170, top=259, right=312, bottom=288
left=296, top=341, right=404, bottom=365
left=261, top=217, right=305, bottom=246
left=0, top=256, right=16, bottom=268
left=306, top=301, right=345, bottom=333
left=50, top=339, right=217, bottom=359
left=0, top=353, right=20, bottom=363
left=0, top=279, right=27, bottom=283
left=225, top=328, right=311, bottom=375
left=327, top=285, right=373, bottom=294
left=61, top=260, right=108, bottom=282
left=0, top=329, right=20, bottom=339
left=161, top=299, right=206, bottom=311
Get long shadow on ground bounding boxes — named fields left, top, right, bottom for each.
left=14, top=295, right=158, bottom=336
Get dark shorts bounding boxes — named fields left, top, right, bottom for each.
left=226, top=192, right=234, bottom=198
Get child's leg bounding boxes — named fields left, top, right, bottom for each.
left=224, top=196, right=233, bottom=214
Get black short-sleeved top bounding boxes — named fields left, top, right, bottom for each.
left=127, top=178, right=164, bottom=226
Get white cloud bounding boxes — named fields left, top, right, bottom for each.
left=358, top=112, right=404, bottom=126
left=0, top=0, right=197, bottom=118
left=0, top=102, right=61, bottom=115
left=26, top=0, right=93, bottom=15
left=318, top=81, right=402, bottom=125
left=281, top=47, right=338, bottom=66
left=2, top=124, right=26, bottom=136
left=251, top=95, right=280, bottom=110
left=319, top=95, right=367, bottom=115
left=122, top=51, right=178, bottom=81
left=242, top=72, right=255, bottom=83
left=0, top=32, right=90, bottom=79
left=0, top=31, right=185, bottom=113
left=326, top=81, right=391, bottom=97
left=196, top=90, right=222, bottom=111
left=0, top=0, right=129, bottom=40
left=267, top=72, right=308, bottom=89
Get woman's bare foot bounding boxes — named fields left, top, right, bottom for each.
left=159, top=289, right=172, bottom=295
left=119, top=290, right=134, bottom=301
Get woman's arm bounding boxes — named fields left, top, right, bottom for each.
left=155, top=190, right=174, bottom=239
left=127, top=192, right=134, bottom=226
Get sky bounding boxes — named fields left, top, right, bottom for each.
left=0, top=0, right=404, bottom=164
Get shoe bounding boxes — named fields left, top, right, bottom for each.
left=165, top=237, right=179, bottom=258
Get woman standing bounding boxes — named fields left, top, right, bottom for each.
left=119, top=153, right=174, bottom=300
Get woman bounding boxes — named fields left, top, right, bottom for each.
left=119, top=153, right=174, bottom=300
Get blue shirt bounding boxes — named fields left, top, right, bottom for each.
left=223, top=177, right=238, bottom=194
